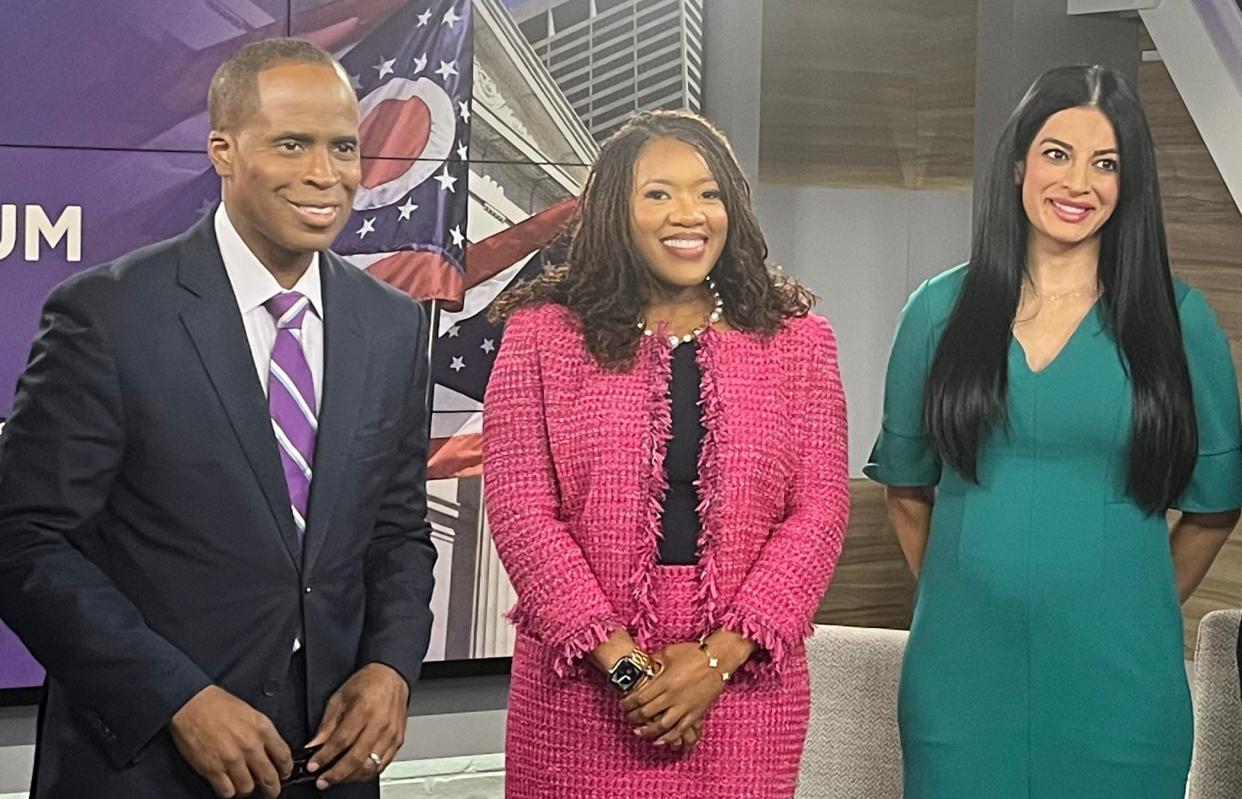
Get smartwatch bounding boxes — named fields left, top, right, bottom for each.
left=607, top=649, right=654, bottom=694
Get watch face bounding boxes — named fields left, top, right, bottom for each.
left=609, top=658, right=644, bottom=693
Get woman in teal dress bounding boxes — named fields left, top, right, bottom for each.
left=866, top=65, right=1242, bottom=798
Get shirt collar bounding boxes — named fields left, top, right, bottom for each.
left=214, top=204, right=323, bottom=318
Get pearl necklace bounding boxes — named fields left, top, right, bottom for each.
left=638, top=278, right=724, bottom=348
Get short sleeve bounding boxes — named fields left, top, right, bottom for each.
left=864, top=280, right=943, bottom=487
left=1173, top=287, right=1242, bottom=512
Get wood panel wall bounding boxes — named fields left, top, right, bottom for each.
left=1139, top=33, right=1242, bottom=657
left=758, top=0, right=976, bottom=189
left=815, top=480, right=915, bottom=629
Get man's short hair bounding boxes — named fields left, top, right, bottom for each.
left=208, top=38, right=348, bottom=131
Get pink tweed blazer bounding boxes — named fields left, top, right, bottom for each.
left=482, top=303, right=850, bottom=676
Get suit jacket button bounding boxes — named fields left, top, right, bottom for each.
left=262, top=680, right=281, bottom=697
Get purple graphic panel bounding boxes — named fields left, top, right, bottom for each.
left=1193, top=0, right=1242, bottom=97
left=0, top=623, right=41, bottom=692
left=0, top=146, right=215, bottom=416
left=0, top=1, right=288, bottom=152
left=0, top=147, right=213, bottom=691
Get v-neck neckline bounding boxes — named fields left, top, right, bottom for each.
left=1011, top=299, right=1101, bottom=375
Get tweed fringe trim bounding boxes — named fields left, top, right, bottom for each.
left=692, top=330, right=724, bottom=637
left=717, top=609, right=812, bottom=680
left=505, top=603, right=621, bottom=678
left=629, top=336, right=675, bottom=649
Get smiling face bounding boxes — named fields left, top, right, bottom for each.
left=1020, top=105, right=1120, bottom=252
left=208, top=61, right=361, bottom=272
left=628, top=137, right=728, bottom=295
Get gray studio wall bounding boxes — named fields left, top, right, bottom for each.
left=755, top=186, right=972, bottom=476
left=703, top=0, right=972, bottom=476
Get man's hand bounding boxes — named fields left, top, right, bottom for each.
left=169, top=685, right=292, bottom=799
left=305, top=663, right=409, bottom=790
left=620, top=642, right=726, bottom=749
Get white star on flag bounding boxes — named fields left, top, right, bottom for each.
left=456, top=142, right=468, bottom=161
left=356, top=217, right=376, bottom=238
left=413, top=53, right=428, bottom=73
left=349, top=73, right=363, bottom=92
left=417, top=9, right=432, bottom=26
left=443, top=6, right=462, bottom=28
left=447, top=325, right=461, bottom=338
left=373, top=56, right=395, bottom=80
left=450, top=226, right=465, bottom=248
left=450, top=356, right=465, bottom=371
left=434, top=168, right=458, bottom=193
left=397, top=198, right=419, bottom=221
left=480, top=339, right=496, bottom=354
left=435, top=60, right=458, bottom=80
left=458, top=101, right=470, bottom=122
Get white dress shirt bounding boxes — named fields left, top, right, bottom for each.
left=214, top=205, right=322, bottom=652
left=214, top=204, right=324, bottom=408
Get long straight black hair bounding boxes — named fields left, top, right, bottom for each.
left=923, top=64, right=1196, bottom=513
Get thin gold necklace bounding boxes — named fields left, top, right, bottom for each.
left=1015, top=281, right=1100, bottom=326
left=1026, top=281, right=1100, bottom=303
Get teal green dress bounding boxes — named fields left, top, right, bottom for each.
left=865, top=265, right=1242, bottom=798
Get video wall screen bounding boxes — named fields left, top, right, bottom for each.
left=0, top=0, right=702, bottom=697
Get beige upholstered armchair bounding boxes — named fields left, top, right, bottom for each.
left=796, top=625, right=907, bottom=799
left=1188, top=608, right=1242, bottom=799
left=797, top=614, right=1242, bottom=798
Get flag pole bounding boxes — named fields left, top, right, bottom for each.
left=422, top=300, right=440, bottom=419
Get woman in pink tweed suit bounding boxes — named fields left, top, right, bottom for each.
left=483, top=110, right=850, bottom=798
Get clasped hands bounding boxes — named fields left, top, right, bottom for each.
left=169, top=662, right=409, bottom=798
left=597, top=629, right=755, bottom=755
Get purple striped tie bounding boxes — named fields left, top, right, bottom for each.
left=264, top=291, right=317, bottom=541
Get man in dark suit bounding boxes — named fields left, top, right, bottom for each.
left=0, top=39, right=436, bottom=798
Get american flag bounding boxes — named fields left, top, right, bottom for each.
left=332, top=0, right=472, bottom=310
left=428, top=198, right=577, bottom=479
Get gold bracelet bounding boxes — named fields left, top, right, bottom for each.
left=698, top=638, right=733, bottom=683
left=607, top=647, right=658, bottom=694
left=628, top=648, right=654, bottom=674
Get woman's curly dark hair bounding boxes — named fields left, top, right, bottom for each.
left=491, top=109, right=815, bottom=369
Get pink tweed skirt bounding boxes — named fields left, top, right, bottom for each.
left=504, top=565, right=811, bottom=798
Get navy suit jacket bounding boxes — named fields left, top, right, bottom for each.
left=0, top=212, right=437, bottom=797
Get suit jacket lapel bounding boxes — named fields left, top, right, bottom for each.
left=175, top=213, right=302, bottom=567
left=302, top=252, right=366, bottom=577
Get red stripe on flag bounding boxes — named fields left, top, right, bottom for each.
left=367, top=250, right=465, bottom=310
left=359, top=99, right=433, bottom=186
left=463, top=197, right=578, bottom=289
left=429, top=433, right=483, bottom=480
